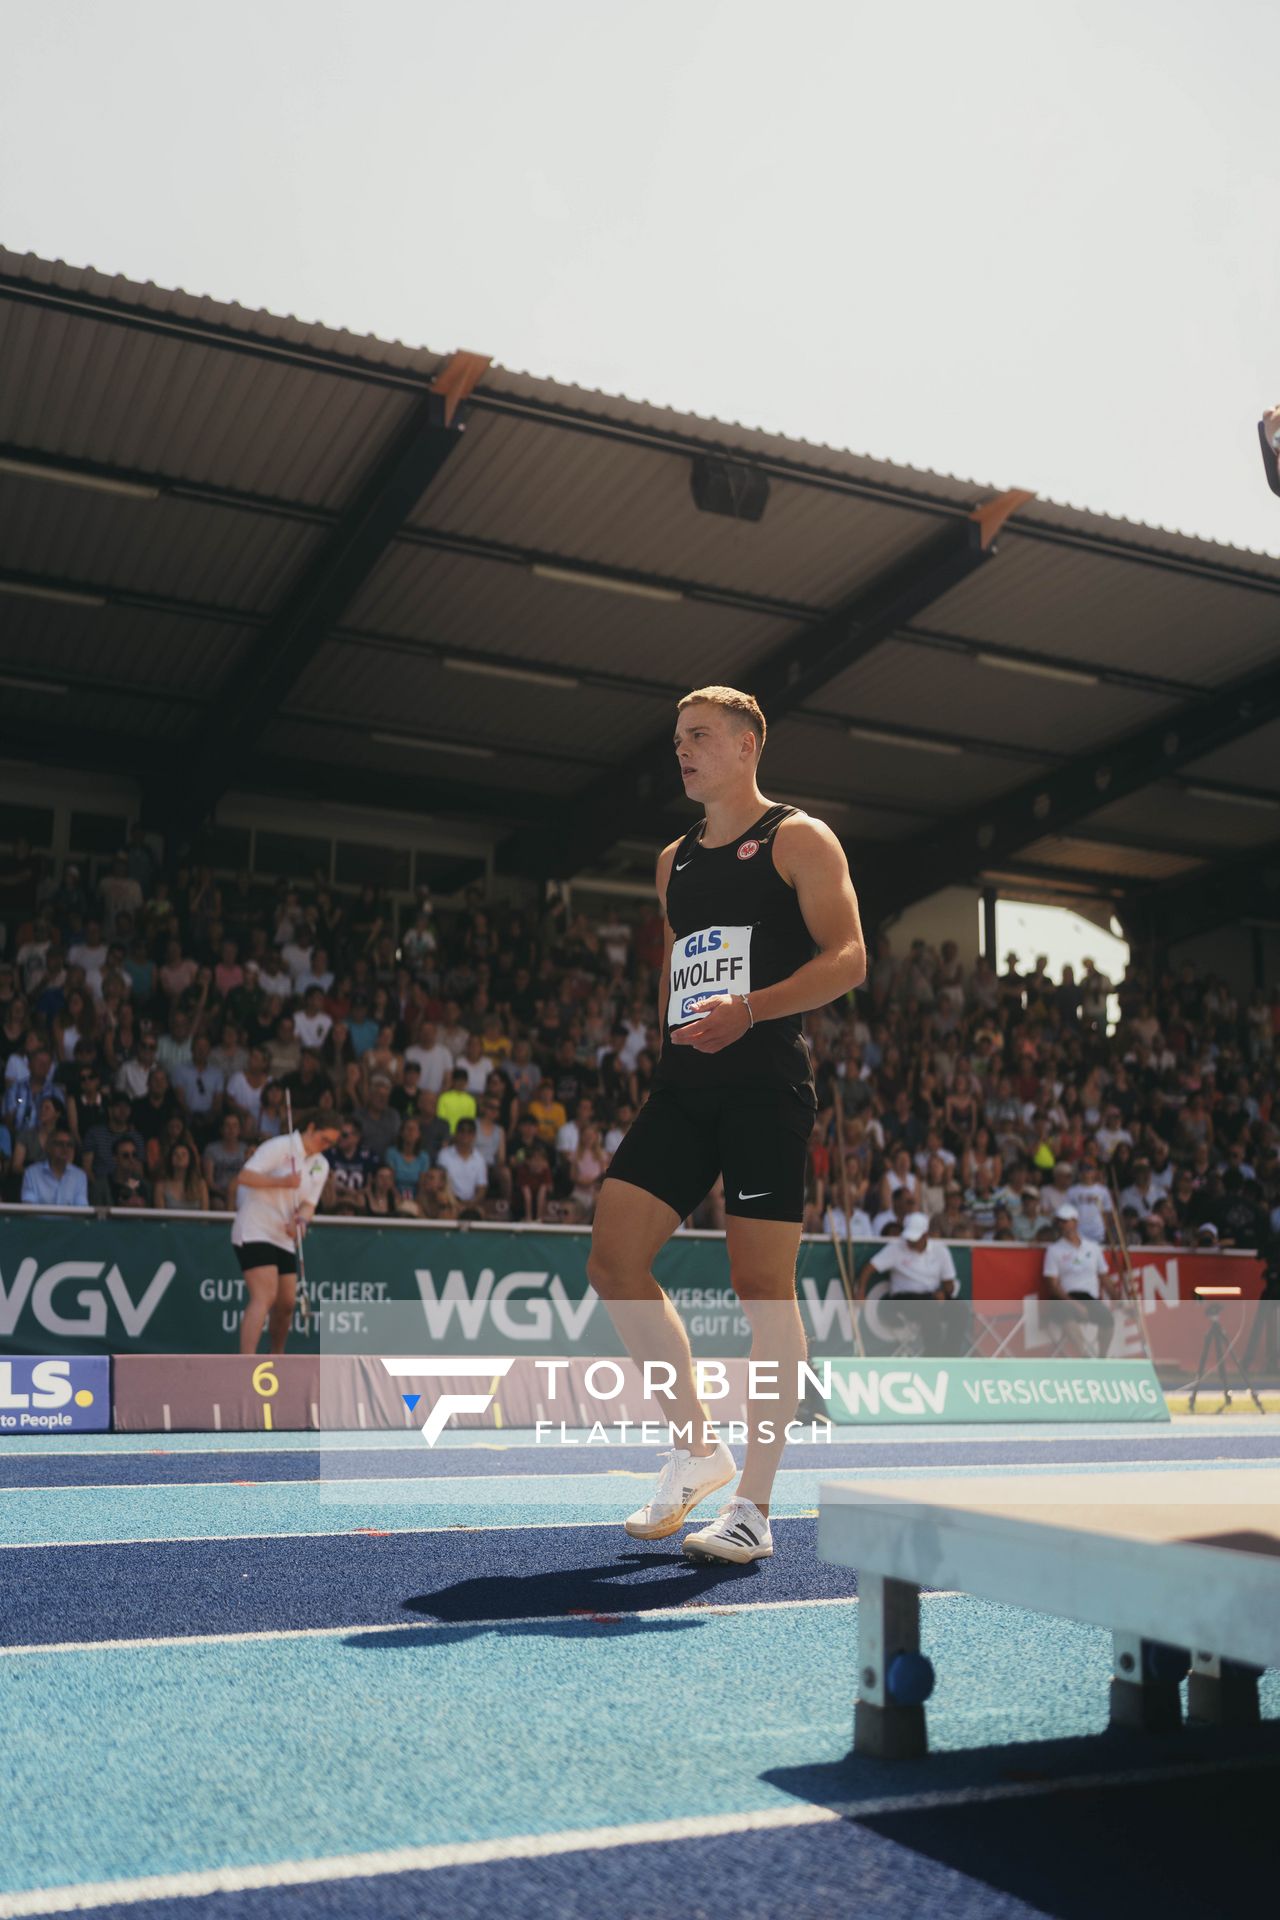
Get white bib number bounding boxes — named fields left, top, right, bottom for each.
left=667, top=924, right=753, bottom=1030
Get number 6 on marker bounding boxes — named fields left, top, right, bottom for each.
left=252, top=1361, right=279, bottom=1398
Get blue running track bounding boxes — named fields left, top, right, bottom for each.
left=1, top=1421, right=1277, bottom=1919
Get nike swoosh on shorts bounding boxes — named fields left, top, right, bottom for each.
left=738, top=1189, right=771, bottom=1200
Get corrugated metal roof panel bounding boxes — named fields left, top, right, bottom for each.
left=290, top=639, right=668, bottom=761
left=807, top=638, right=1177, bottom=754
left=8, top=248, right=1280, bottom=577
left=5, top=248, right=1280, bottom=883
left=766, top=716, right=1041, bottom=813
left=259, top=717, right=584, bottom=795
left=764, top=784, right=925, bottom=836
left=1083, top=786, right=1280, bottom=851
left=479, top=369, right=1280, bottom=576
left=1018, top=835, right=1203, bottom=881
left=1011, top=493, right=1280, bottom=580
left=923, top=533, right=1280, bottom=687
left=0, top=682, right=198, bottom=740
left=1182, top=719, right=1280, bottom=794
left=0, top=601, right=249, bottom=697
left=0, top=248, right=452, bottom=377
left=478, top=364, right=987, bottom=514
left=826, top=803, right=921, bottom=844
left=345, top=545, right=791, bottom=688
left=0, top=476, right=319, bottom=609
left=0, top=256, right=419, bottom=510
left=416, top=405, right=934, bottom=606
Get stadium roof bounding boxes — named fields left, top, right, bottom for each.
left=2, top=246, right=1280, bottom=942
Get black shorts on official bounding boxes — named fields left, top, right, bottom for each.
left=603, top=1083, right=815, bottom=1224
left=234, top=1240, right=298, bottom=1276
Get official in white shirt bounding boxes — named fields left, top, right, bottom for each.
left=868, top=1211, right=959, bottom=1355
left=232, top=1121, right=340, bottom=1356
left=1042, top=1204, right=1116, bottom=1356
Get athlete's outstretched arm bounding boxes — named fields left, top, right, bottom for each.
left=672, top=816, right=866, bottom=1053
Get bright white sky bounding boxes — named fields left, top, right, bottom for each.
left=992, top=901, right=1130, bottom=1001
left=3, top=0, right=1279, bottom=556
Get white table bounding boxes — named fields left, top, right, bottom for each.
left=818, top=1468, right=1280, bottom=1757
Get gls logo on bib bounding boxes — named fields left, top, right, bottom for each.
left=667, top=924, right=752, bottom=1029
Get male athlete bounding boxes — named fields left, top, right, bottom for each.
left=588, top=686, right=866, bottom=1562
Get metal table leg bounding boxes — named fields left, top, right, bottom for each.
left=854, top=1572, right=928, bottom=1759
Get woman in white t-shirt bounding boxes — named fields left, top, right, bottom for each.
left=878, top=1147, right=919, bottom=1215
left=918, top=1153, right=949, bottom=1223
left=823, top=1201, right=873, bottom=1242
left=232, top=1121, right=340, bottom=1356
left=1246, top=990, right=1272, bottom=1063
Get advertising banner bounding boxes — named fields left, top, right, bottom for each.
left=824, top=1358, right=1168, bottom=1424
left=0, top=1354, right=110, bottom=1432
left=966, top=1245, right=1267, bottom=1371
left=111, top=1353, right=774, bottom=1435
left=112, top=1354, right=321, bottom=1433
left=0, top=1213, right=857, bottom=1358
left=0, top=1211, right=1266, bottom=1379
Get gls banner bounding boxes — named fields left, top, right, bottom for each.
left=0, top=1356, right=110, bottom=1431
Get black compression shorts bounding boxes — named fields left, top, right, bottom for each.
left=234, top=1240, right=298, bottom=1276
left=603, top=1084, right=815, bottom=1224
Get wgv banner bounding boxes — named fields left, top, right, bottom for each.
left=824, top=1358, right=1168, bottom=1424
left=0, top=1211, right=1262, bottom=1374
left=0, top=1355, right=110, bottom=1431
left=0, top=1213, right=868, bottom=1359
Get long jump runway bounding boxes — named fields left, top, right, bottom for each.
left=2, top=1423, right=1278, bottom=1920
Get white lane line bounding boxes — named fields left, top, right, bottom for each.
left=5, top=1457, right=1275, bottom=1496
left=0, top=1591, right=891, bottom=1658
left=4, top=1423, right=1262, bottom=1458
left=0, top=1511, right=833, bottom=1552
left=0, top=1445, right=432, bottom=1458
left=0, top=1752, right=1274, bottom=1917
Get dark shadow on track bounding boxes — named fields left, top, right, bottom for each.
left=345, top=1615, right=705, bottom=1650
left=392, top=1547, right=779, bottom=1623
left=766, top=1722, right=1280, bottom=1916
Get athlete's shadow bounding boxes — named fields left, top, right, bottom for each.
left=346, top=1616, right=704, bottom=1650
left=382, top=1547, right=768, bottom=1635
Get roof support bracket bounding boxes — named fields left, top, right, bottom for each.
left=500, top=486, right=1031, bottom=881
left=176, top=350, right=489, bottom=829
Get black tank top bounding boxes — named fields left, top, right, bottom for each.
left=655, top=802, right=816, bottom=1100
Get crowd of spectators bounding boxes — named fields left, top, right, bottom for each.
left=0, top=832, right=1277, bottom=1271
left=0, top=837, right=656, bottom=1226
left=812, top=937, right=1278, bottom=1269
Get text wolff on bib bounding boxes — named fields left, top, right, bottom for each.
left=667, top=924, right=753, bottom=1029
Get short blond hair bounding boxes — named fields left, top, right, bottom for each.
left=676, top=685, right=766, bottom=755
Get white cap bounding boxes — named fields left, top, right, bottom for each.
left=903, top=1211, right=930, bottom=1241
left=1055, top=1203, right=1079, bottom=1222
